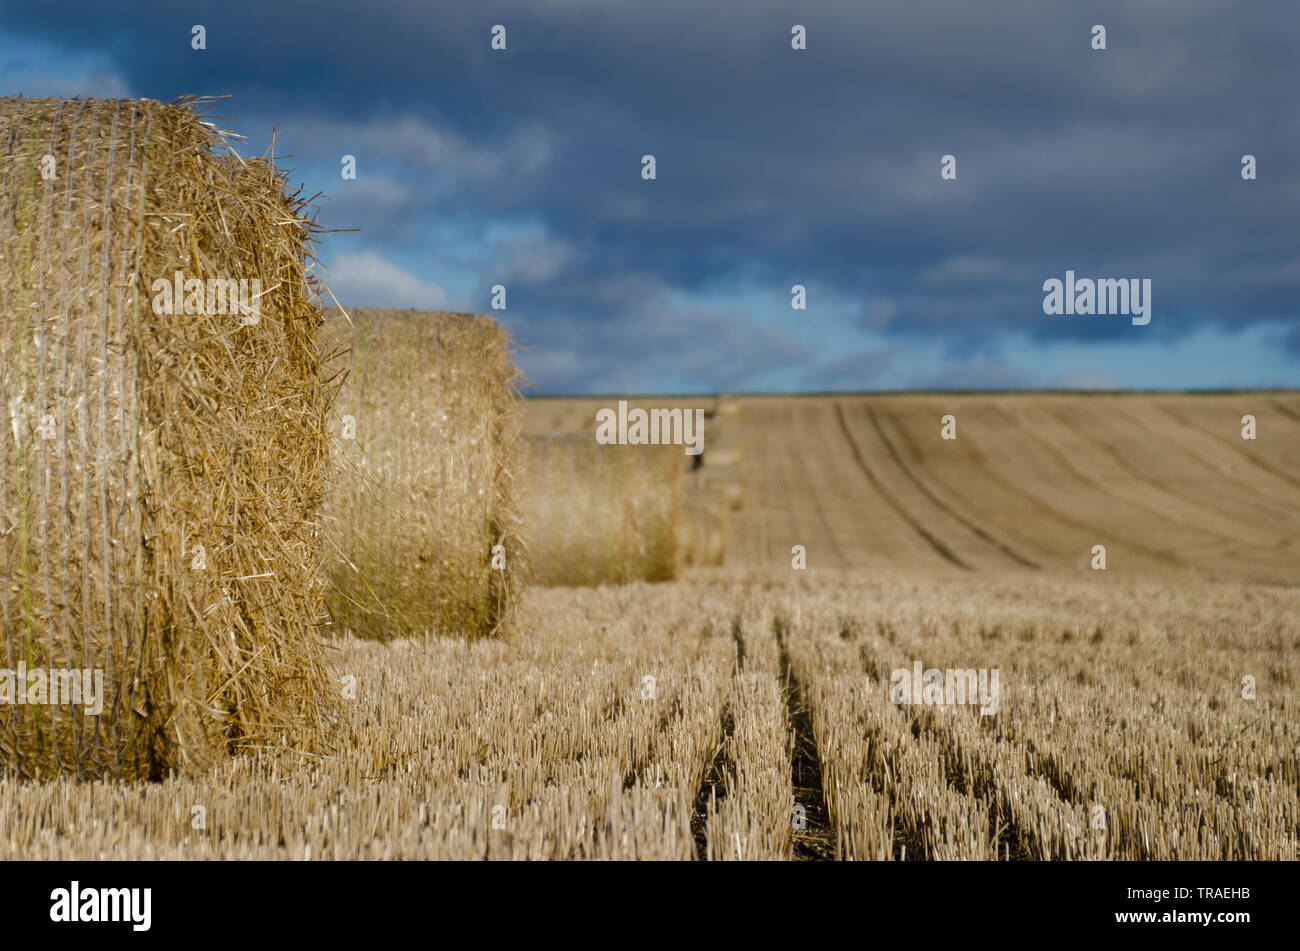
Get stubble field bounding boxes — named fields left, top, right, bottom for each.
left=3, top=393, right=1297, bottom=860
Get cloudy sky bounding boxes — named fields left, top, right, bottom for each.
left=2, top=1, right=1296, bottom=393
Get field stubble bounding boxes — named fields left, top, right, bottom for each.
left=2, top=572, right=1294, bottom=860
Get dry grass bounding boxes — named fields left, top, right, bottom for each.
left=325, top=308, right=526, bottom=639
left=789, top=572, right=1300, bottom=859
left=0, top=573, right=1293, bottom=859
left=0, top=583, right=736, bottom=858
left=0, top=97, right=338, bottom=780
left=523, top=434, right=680, bottom=586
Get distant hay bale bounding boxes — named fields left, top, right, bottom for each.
left=326, top=308, right=526, bottom=640
left=524, top=435, right=680, bottom=586
left=0, top=97, right=338, bottom=780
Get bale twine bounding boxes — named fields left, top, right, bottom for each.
left=524, top=434, right=681, bottom=586
left=325, top=308, right=526, bottom=640
left=0, top=97, right=338, bottom=780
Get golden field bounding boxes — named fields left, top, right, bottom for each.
left=2, top=392, right=1297, bottom=860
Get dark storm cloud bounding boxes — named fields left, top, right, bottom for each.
left=2, top=0, right=1296, bottom=391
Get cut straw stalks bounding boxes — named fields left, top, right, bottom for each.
left=0, top=97, right=339, bottom=780
left=325, top=308, right=526, bottom=640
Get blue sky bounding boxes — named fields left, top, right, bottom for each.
left=2, top=1, right=1297, bottom=394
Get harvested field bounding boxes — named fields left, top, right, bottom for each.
left=1, top=572, right=1294, bottom=860
left=532, top=393, right=1300, bottom=584
left=326, top=308, right=525, bottom=639
left=2, top=390, right=1297, bottom=861
left=0, top=97, right=337, bottom=780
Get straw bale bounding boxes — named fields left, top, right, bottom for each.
left=524, top=434, right=680, bottom=586
left=0, top=97, right=338, bottom=779
left=325, top=308, right=526, bottom=639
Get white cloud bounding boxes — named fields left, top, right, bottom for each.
left=497, top=232, right=573, bottom=283
left=324, top=252, right=447, bottom=309
left=330, top=177, right=409, bottom=213
left=282, top=115, right=554, bottom=185
left=0, top=41, right=130, bottom=98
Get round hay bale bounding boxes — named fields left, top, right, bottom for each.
left=524, top=434, right=680, bottom=586
left=0, top=97, right=339, bottom=780
left=326, top=308, right=526, bottom=640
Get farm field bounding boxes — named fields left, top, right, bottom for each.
left=2, top=393, right=1296, bottom=860
left=525, top=393, right=1300, bottom=584
left=1, top=573, right=1294, bottom=859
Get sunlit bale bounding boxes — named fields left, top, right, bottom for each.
left=326, top=308, right=527, bottom=639
left=523, top=434, right=680, bottom=586
left=0, top=97, right=338, bottom=780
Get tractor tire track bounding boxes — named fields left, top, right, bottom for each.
left=833, top=401, right=971, bottom=571
left=691, top=617, right=746, bottom=860
left=1144, top=402, right=1300, bottom=508
left=690, top=705, right=736, bottom=861
left=860, top=643, right=1036, bottom=860
left=796, top=415, right=851, bottom=569
left=868, top=406, right=1039, bottom=569
left=773, top=616, right=835, bottom=860
left=980, top=404, right=1189, bottom=569
left=1039, top=405, right=1285, bottom=546
left=730, top=614, right=746, bottom=671
left=917, top=404, right=1185, bottom=568
left=1271, top=399, right=1300, bottom=427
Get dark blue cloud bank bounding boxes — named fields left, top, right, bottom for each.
left=2, top=1, right=1297, bottom=393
